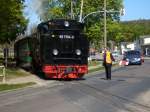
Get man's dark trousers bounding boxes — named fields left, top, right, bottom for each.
left=105, top=64, right=112, bottom=80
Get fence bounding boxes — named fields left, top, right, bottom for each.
left=0, top=47, right=14, bottom=59
left=0, top=65, right=6, bottom=83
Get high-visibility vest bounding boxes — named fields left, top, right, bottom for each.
left=106, top=51, right=112, bottom=64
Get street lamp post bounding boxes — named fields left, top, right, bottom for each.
left=71, top=0, right=74, bottom=19
left=104, top=0, right=107, bottom=48
left=71, top=0, right=73, bottom=19
left=79, top=0, right=84, bottom=22
left=79, top=0, right=107, bottom=47
left=71, top=0, right=77, bottom=19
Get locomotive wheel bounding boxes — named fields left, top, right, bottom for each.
left=31, top=60, right=36, bottom=73
left=31, top=60, right=47, bottom=79
left=31, top=60, right=40, bottom=74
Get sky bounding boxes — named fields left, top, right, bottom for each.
left=24, top=0, right=41, bottom=24
left=24, top=0, right=42, bottom=34
left=121, top=0, right=150, bottom=21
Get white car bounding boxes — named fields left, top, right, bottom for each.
left=112, top=51, right=122, bottom=61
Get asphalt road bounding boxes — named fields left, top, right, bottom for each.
left=0, top=60, right=150, bottom=112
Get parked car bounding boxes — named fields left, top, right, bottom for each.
left=123, top=50, right=144, bottom=65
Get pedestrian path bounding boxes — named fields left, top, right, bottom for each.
left=0, top=75, right=55, bottom=86
left=144, top=56, right=150, bottom=60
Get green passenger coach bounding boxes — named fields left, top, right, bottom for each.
left=14, top=37, right=32, bottom=69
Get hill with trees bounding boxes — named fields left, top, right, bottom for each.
left=120, top=19, right=150, bottom=42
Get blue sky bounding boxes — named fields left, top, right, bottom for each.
left=24, top=0, right=41, bottom=24
left=121, top=0, right=150, bottom=21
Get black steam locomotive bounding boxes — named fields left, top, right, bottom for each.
left=14, top=19, right=89, bottom=79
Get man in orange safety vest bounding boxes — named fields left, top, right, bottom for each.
left=103, top=47, right=115, bottom=80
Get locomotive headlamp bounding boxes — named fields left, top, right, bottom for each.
left=53, top=49, right=59, bottom=55
left=52, top=34, right=55, bottom=38
left=64, top=21, right=69, bottom=27
left=76, top=49, right=81, bottom=55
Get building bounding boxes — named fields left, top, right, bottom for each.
left=120, top=35, right=150, bottom=56
left=140, top=35, right=150, bottom=56
left=120, top=42, right=131, bottom=54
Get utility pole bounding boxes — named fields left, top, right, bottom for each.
left=79, top=0, right=84, bottom=22
left=104, top=0, right=107, bottom=48
left=71, top=0, right=73, bottom=19
left=71, top=0, right=75, bottom=19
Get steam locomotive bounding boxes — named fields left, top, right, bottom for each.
left=14, top=19, right=89, bottom=79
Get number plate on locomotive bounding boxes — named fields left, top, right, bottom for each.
left=65, top=67, right=73, bottom=73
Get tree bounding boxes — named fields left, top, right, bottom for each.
left=82, top=0, right=123, bottom=48
left=0, top=0, right=27, bottom=44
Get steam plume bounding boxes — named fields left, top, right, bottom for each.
left=24, top=0, right=48, bottom=35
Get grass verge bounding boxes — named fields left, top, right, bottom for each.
left=0, top=67, right=32, bottom=80
left=88, top=60, right=101, bottom=66
left=88, top=62, right=119, bottom=73
left=0, top=82, right=36, bottom=92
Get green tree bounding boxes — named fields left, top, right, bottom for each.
left=0, top=0, right=27, bottom=44
left=83, top=0, right=123, bottom=48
